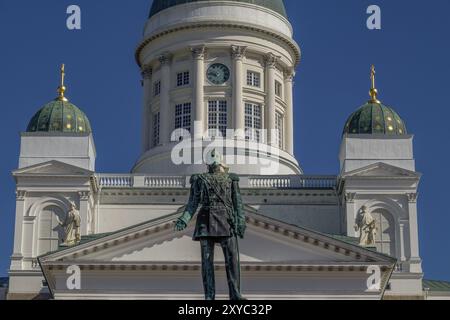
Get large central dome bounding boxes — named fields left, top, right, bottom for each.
left=149, top=0, right=287, bottom=18
left=136, top=0, right=300, bottom=175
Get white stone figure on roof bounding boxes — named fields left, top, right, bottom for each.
left=355, top=206, right=377, bottom=247
left=59, top=202, right=81, bottom=246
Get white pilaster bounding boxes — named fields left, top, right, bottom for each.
left=78, top=191, right=90, bottom=236
left=265, top=53, right=278, bottom=146
left=231, top=45, right=246, bottom=139
left=191, top=46, right=206, bottom=140
left=284, top=68, right=295, bottom=155
left=159, top=53, right=172, bottom=145
left=345, top=193, right=357, bottom=237
left=10, top=191, right=26, bottom=270
left=399, top=221, right=407, bottom=262
left=22, top=217, right=34, bottom=257
left=141, top=66, right=153, bottom=152
left=407, top=193, right=422, bottom=273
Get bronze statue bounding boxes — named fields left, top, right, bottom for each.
left=174, top=150, right=246, bottom=300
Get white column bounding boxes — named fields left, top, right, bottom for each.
left=265, top=53, right=278, bottom=146
left=141, top=66, right=153, bottom=152
left=78, top=191, right=90, bottom=236
left=22, top=217, right=34, bottom=260
left=231, top=46, right=246, bottom=139
left=10, top=191, right=26, bottom=270
left=159, top=53, right=172, bottom=145
left=344, top=193, right=357, bottom=237
left=284, top=68, right=295, bottom=155
left=407, top=193, right=422, bottom=272
left=191, top=46, right=206, bottom=140
left=399, top=221, right=407, bottom=262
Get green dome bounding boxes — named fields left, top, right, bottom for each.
left=27, top=100, right=92, bottom=134
left=343, top=102, right=407, bottom=136
left=149, top=0, right=287, bottom=18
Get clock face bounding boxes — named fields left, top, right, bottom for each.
left=207, top=63, right=230, bottom=85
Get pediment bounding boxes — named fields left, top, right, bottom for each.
left=39, top=210, right=396, bottom=267
left=343, top=162, right=420, bottom=179
left=13, top=160, right=93, bottom=176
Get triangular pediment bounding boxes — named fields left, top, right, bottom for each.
left=13, top=160, right=93, bottom=176
left=343, top=162, right=420, bottom=179
left=39, top=209, right=397, bottom=300
left=39, top=210, right=395, bottom=267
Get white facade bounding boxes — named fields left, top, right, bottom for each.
left=339, top=134, right=416, bottom=173
left=7, top=0, right=445, bottom=300
left=19, top=132, right=96, bottom=171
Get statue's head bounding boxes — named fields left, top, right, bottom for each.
left=361, top=205, right=368, bottom=213
left=205, top=149, right=228, bottom=173
left=70, top=202, right=77, bottom=210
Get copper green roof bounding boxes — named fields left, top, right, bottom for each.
left=343, top=102, right=407, bottom=136
left=27, top=100, right=92, bottom=134
left=423, top=279, right=450, bottom=292
left=149, top=0, right=287, bottom=18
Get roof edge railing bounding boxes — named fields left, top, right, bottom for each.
left=96, top=174, right=338, bottom=190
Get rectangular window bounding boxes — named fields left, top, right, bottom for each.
left=275, top=81, right=282, bottom=98
left=208, top=100, right=228, bottom=137
left=177, top=71, right=190, bottom=87
left=153, top=80, right=161, bottom=97
left=153, top=112, right=160, bottom=147
left=275, top=112, right=284, bottom=149
left=175, top=102, right=192, bottom=133
left=247, top=71, right=260, bottom=87
left=245, top=103, right=262, bottom=142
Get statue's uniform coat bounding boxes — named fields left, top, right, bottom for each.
left=179, top=172, right=246, bottom=240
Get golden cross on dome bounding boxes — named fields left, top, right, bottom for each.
left=369, top=65, right=380, bottom=104
left=370, top=65, right=376, bottom=89
left=56, top=64, right=68, bottom=102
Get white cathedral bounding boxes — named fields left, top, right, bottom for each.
left=6, top=0, right=450, bottom=300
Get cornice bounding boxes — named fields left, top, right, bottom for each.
left=43, top=262, right=389, bottom=273
left=135, top=21, right=301, bottom=68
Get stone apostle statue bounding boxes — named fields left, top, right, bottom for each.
left=174, top=150, right=246, bottom=300
left=60, top=202, right=81, bottom=246
left=354, top=206, right=377, bottom=246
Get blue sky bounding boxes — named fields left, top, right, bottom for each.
left=0, top=0, right=449, bottom=282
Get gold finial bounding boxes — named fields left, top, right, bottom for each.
left=56, top=64, right=68, bottom=102
left=369, top=65, right=381, bottom=103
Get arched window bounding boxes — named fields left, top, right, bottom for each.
left=37, top=206, right=65, bottom=256
left=371, top=210, right=396, bottom=257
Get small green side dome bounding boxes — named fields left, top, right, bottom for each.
left=149, top=0, right=288, bottom=18
left=27, top=100, right=92, bottom=133
left=343, top=102, right=407, bottom=135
